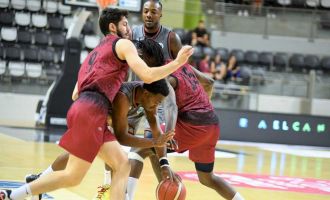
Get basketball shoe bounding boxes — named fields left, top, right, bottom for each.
left=0, top=190, right=11, bottom=200
left=25, top=174, right=42, bottom=200
left=93, top=184, right=111, bottom=200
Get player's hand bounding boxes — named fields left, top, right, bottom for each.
left=175, top=45, right=194, bottom=66
left=160, top=166, right=180, bottom=183
left=167, top=139, right=178, bottom=151
left=152, top=131, right=175, bottom=147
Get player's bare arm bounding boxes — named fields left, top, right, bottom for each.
left=169, top=31, right=182, bottom=59
left=71, top=82, right=79, bottom=101
left=162, top=81, right=178, bottom=150
left=145, top=108, right=177, bottom=182
left=191, top=66, right=215, bottom=99
left=115, top=39, right=193, bottom=83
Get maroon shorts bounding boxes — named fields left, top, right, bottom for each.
left=174, top=119, right=220, bottom=163
left=59, top=92, right=116, bottom=163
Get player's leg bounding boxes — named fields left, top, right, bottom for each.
left=190, top=123, right=244, bottom=200
left=2, top=154, right=91, bottom=200
left=127, top=147, right=156, bottom=200
left=26, top=152, right=70, bottom=200
left=195, top=163, right=241, bottom=200
left=98, top=140, right=131, bottom=200
left=26, top=152, right=69, bottom=181
left=30, top=154, right=90, bottom=194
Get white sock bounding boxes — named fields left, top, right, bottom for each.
left=40, top=166, right=54, bottom=177
left=104, top=170, right=111, bottom=185
left=125, top=192, right=130, bottom=200
left=10, top=184, right=31, bottom=200
left=30, top=166, right=54, bottom=200
left=126, top=177, right=138, bottom=200
left=232, top=192, right=244, bottom=200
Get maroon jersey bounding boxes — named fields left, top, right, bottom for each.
left=78, top=34, right=129, bottom=103
left=171, top=63, right=218, bottom=125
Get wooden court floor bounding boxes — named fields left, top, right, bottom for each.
left=0, top=131, right=330, bottom=200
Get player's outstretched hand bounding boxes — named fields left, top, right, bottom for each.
left=152, top=131, right=175, bottom=147
left=175, top=45, right=194, bottom=66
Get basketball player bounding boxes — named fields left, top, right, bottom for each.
left=128, top=62, right=245, bottom=200
left=90, top=1, right=185, bottom=198
left=122, top=2, right=214, bottom=200
left=0, top=7, right=193, bottom=200
left=23, top=39, right=179, bottom=200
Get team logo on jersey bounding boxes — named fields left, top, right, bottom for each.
left=158, top=42, right=164, bottom=48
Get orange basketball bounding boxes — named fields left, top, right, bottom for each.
left=96, top=0, right=117, bottom=9
left=156, top=179, right=186, bottom=200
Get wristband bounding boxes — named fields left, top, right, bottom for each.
left=159, top=157, right=169, bottom=168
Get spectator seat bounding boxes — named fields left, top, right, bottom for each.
left=15, top=12, right=31, bottom=27
left=43, top=0, right=58, bottom=14
left=51, top=32, right=66, bottom=47
left=320, top=56, right=330, bottom=72
left=32, top=13, right=48, bottom=28
left=258, top=52, right=273, bottom=69
left=215, top=47, right=229, bottom=62
left=26, top=63, right=42, bottom=78
left=0, top=0, right=9, bottom=8
left=24, top=46, right=39, bottom=62
left=58, top=2, right=72, bottom=15
left=244, top=50, right=259, bottom=66
left=289, top=53, right=305, bottom=72
left=17, top=29, right=32, bottom=44
left=230, top=49, right=245, bottom=65
left=48, top=16, right=64, bottom=30
left=27, top=0, right=42, bottom=12
left=0, top=10, right=14, bottom=26
left=304, top=55, right=320, bottom=70
left=1, top=27, right=17, bottom=42
left=82, top=20, right=95, bottom=35
left=34, top=31, right=50, bottom=46
left=11, top=0, right=26, bottom=10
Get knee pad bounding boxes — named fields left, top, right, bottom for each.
left=195, top=162, right=214, bottom=173
left=128, top=152, right=144, bottom=163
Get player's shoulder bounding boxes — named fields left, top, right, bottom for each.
left=160, top=25, right=173, bottom=34
left=120, top=81, right=142, bottom=94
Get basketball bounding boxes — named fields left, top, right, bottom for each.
left=156, top=179, right=186, bottom=200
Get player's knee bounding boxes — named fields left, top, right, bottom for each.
left=195, top=162, right=215, bottom=187
left=119, top=158, right=131, bottom=176
left=198, top=174, right=213, bottom=187
left=112, top=152, right=130, bottom=170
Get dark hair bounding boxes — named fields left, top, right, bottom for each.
left=143, top=0, right=163, bottom=10
left=134, top=38, right=168, bottom=96
left=132, top=38, right=165, bottom=67
left=143, top=79, right=169, bottom=97
left=99, top=8, right=129, bottom=36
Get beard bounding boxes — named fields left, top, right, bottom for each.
left=117, top=30, right=124, bottom=38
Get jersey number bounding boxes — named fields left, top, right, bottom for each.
left=181, top=66, right=198, bottom=90
left=87, top=51, right=98, bottom=72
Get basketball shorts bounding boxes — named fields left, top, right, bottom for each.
left=59, top=91, right=116, bottom=163
left=174, top=119, right=220, bottom=163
